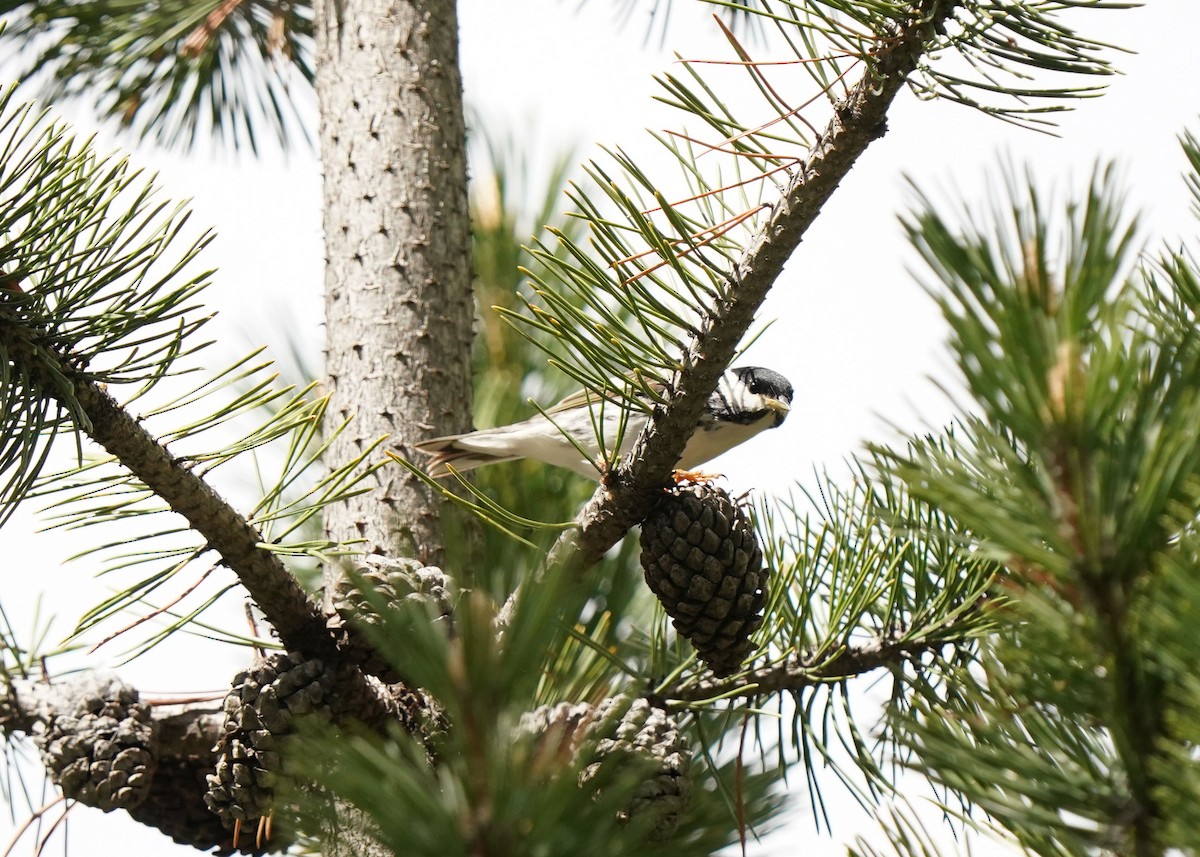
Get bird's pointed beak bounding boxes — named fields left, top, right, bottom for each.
left=765, top=397, right=790, bottom=427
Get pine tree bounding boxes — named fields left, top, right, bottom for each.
left=2, top=2, right=1193, bottom=856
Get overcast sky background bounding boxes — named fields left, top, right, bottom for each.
left=3, top=1, right=1200, bottom=854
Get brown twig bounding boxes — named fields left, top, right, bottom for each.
left=2, top=796, right=66, bottom=857
left=712, top=58, right=860, bottom=154
left=680, top=52, right=867, bottom=67
left=181, top=0, right=247, bottom=57
left=712, top=14, right=833, bottom=142
left=33, top=799, right=73, bottom=857
left=644, top=143, right=799, bottom=214
left=88, top=559, right=215, bottom=654
left=145, top=692, right=226, bottom=705
left=614, top=206, right=767, bottom=285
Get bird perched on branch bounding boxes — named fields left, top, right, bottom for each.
left=415, top=366, right=792, bottom=479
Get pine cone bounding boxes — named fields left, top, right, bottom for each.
left=204, top=651, right=332, bottom=840
left=129, top=756, right=274, bottom=856
left=331, top=557, right=455, bottom=682
left=584, top=697, right=692, bottom=840
left=639, top=482, right=769, bottom=676
left=333, top=557, right=454, bottom=627
left=32, top=674, right=156, bottom=811
left=517, top=701, right=595, bottom=766
left=519, top=697, right=692, bottom=840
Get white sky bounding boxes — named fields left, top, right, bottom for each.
left=3, top=1, right=1200, bottom=854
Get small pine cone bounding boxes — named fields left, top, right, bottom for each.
left=518, top=697, right=692, bottom=840
left=583, top=697, right=692, bottom=840
left=32, top=674, right=156, bottom=811
left=205, top=652, right=333, bottom=832
left=129, top=756, right=280, bottom=855
left=639, top=482, right=769, bottom=676
left=517, top=701, right=596, bottom=767
left=333, top=556, right=454, bottom=627
left=331, top=557, right=455, bottom=682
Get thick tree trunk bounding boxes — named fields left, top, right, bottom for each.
left=316, top=0, right=474, bottom=572
left=314, top=3, right=472, bottom=853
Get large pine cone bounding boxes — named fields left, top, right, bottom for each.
left=204, top=651, right=332, bottom=846
left=32, top=674, right=156, bottom=811
left=518, top=697, right=692, bottom=840
left=640, top=482, right=769, bottom=676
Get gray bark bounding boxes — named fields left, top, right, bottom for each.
left=314, top=4, right=473, bottom=854
left=316, top=0, right=474, bottom=571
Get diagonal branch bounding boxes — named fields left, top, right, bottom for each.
left=62, top=379, right=410, bottom=729
left=72, top=379, right=330, bottom=650
left=666, top=630, right=962, bottom=705
left=558, top=0, right=959, bottom=571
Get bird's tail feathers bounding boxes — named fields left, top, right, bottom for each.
left=413, top=435, right=519, bottom=479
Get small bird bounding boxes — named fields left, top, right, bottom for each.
left=415, top=366, right=792, bottom=479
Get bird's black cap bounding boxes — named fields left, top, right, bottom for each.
left=733, top=366, right=793, bottom=404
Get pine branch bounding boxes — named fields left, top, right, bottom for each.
left=0, top=673, right=235, bottom=849
left=52, top=377, right=409, bottom=730
left=71, top=378, right=327, bottom=649
left=560, top=0, right=958, bottom=571
left=0, top=0, right=315, bottom=152
left=668, top=626, right=970, bottom=704
left=0, top=86, right=397, bottom=671
left=883, top=161, right=1200, bottom=853
left=0, top=674, right=223, bottom=755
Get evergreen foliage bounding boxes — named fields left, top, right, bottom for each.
left=1, top=1, right=1193, bottom=856
left=0, top=0, right=314, bottom=151
left=879, top=162, right=1200, bottom=855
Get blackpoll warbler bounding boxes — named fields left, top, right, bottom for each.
left=416, top=366, right=792, bottom=479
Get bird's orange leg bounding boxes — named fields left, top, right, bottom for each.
left=670, top=469, right=723, bottom=485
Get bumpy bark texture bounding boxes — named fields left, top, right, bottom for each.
left=316, top=0, right=474, bottom=570
left=314, top=4, right=472, bottom=854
